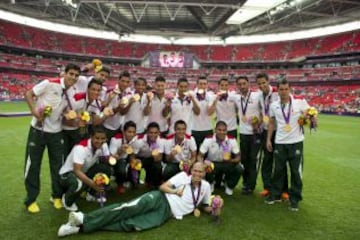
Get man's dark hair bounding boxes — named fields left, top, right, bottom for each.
left=123, top=121, right=137, bottom=131
left=87, top=78, right=103, bottom=89
left=65, top=63, right=81, bottom=73
left=256, top=73, right=269, bottom=81
left=174, top=119, right=187, bottom=130
left=155, top=76, right=166, bottom=82
left=236, top=75, right=249, bottom=82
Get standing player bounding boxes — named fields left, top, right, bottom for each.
left=191, top=76, right=216, bottom=149
left=162, top=77, right=200, bottom=135
left=214, top=77, right=238, bottom=139
left=256, top=73, right=288, bottom=200
left=120, top=77, right=148, bottom=134
left=265, top=79, right=312, bottom=211
left=144, top=76, right=169, bottom=136
left=102, top=71, right=132, bottom=140
left=24, top=63, right=80, bottom=213
left=234, top=76, right=262, bottom=195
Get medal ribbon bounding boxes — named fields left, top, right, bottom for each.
left=281, top=98, right=292, bottom=124
left=241, top=91, right=251, bottom=116
left=191, top=181, right=202, bottom=210
left=263, top=92, right=271, bottom=116
left=63, top=89, right=73, bottom=110
left=147, top=136, right=158, bottom=150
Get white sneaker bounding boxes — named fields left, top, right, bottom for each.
left=57, top=223, right=80, bottom=237
left=123, top=181, right=131, bottom=188
left=97, top=196, right=107, bottom=203
left=62, top=195, right=79, bottom=212
left=85, top=192, right=97, bottom=202
left=68, top=211, right=84, bottom=226
left=225, top=186, right=233, bottom=196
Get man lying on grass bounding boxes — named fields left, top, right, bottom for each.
left=58, top=162, right=221, bottom=237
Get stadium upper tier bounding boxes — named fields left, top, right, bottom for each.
left=1, top=19, right=359, bottom=62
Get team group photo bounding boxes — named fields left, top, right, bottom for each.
left=0, top=1, right=359, bottom=240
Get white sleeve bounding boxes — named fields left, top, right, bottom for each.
left=32, top=79, right=49, bottom=96
left=158, top=139, right=165, bottom=153
left=199, top=139, right=210, bottom=154
left=230, top=139, right=240, bottom=154
left=102, top=143, right=110, bottom=156
left=109, top=138, right=121, bottom=155
left=164, top=140, right=172, bottom=154
left=132, top=140, right=142, bottom=154
left=73, top=146, right=86, bottom=165
left=169, top=172, right=188, bottom=188
left=269, top=103, right=276, bottom=118
left=207, top=93, right=216, bottom=106
left=189, top=137, right=197, bottom=152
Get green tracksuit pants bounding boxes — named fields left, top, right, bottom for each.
left=192, top=130, right=213, bottom=150
left=260, top=130, right=288, bottom=191
left=63, top=129, right=82, bottom=157
left=206, top=162, right=242, bottom=189
left=24, top=127, right=64, bottom=206
left=60, top=163, right=112, bottom=206
left=240, top=134, right=261, bottom=190
left=82, top=191, right=172, bottom=232
left=272, top=142, right=304, bottom=204
left=140, top=156, right=163, bottom=187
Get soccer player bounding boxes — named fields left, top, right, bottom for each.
left=214, top=77, right=238, bottom=139
left=62, top=78, right=112, bottom=156
left=256, top=73, right=288, bottom=200
left=144, top=76, right=169, bottom=136
left=120, top=77, right=148, bottom=134
left=137, top=122, right=166, bottom=187
left=24, top=63, right=80, bottom=213
left=163, top=120, right=197, bottom=180
left=234, top=76, right=262, bottom=195
left=197, top=121, right=242, bottom=195
left=102, top=71, right=132, bottom=140
left=109, top=121, right=142, bottom=194
left=163, top=77, right=200, bottom=135
left=265, top=79, right=311, bottom=211
left=57, top=162, right=212, bottom=237
left=191, top=76, right=216, bottom=149
left=59, top=126, right=112, bottom=211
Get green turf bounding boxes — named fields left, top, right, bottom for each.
left=0, top=101, right=30, bottom=112
left=0, top=102, right=359, bottom=240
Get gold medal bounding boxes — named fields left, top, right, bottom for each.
left=173, top=145, right=182, bottom=154
left=151, top=149, right=159, bottom=157
left=241, top=116, right=247, bottom=123
left=223, top=152, right=231, bottom=161
left=193, top=208, right=201, bottom=217
left=263, top=115, right=269, bottom=124
left=108, top=156, right=117, bottom=166
left=133, top=94, right=141, bottom=102
left=126, top=146, right=134, bottom=155
left=284, top=124, right=292, bottom=132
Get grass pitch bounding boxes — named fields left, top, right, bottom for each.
left=0, top=102, right=359, bottom=240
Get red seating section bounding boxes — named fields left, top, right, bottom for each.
left=1, top=19, right=359, bottom=61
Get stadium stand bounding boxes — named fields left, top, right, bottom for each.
left=0, top=19, right=359, bottom=113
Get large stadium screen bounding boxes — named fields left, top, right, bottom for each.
left=149, top=51, right=193, bottom=68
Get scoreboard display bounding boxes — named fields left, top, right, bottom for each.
left=149, top=51, right=194, bottom=68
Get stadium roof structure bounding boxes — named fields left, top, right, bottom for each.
left=1, top=0, right=360, bottom=40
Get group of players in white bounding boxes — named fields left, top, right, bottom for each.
left=24, top=61, right=312, bottom=215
